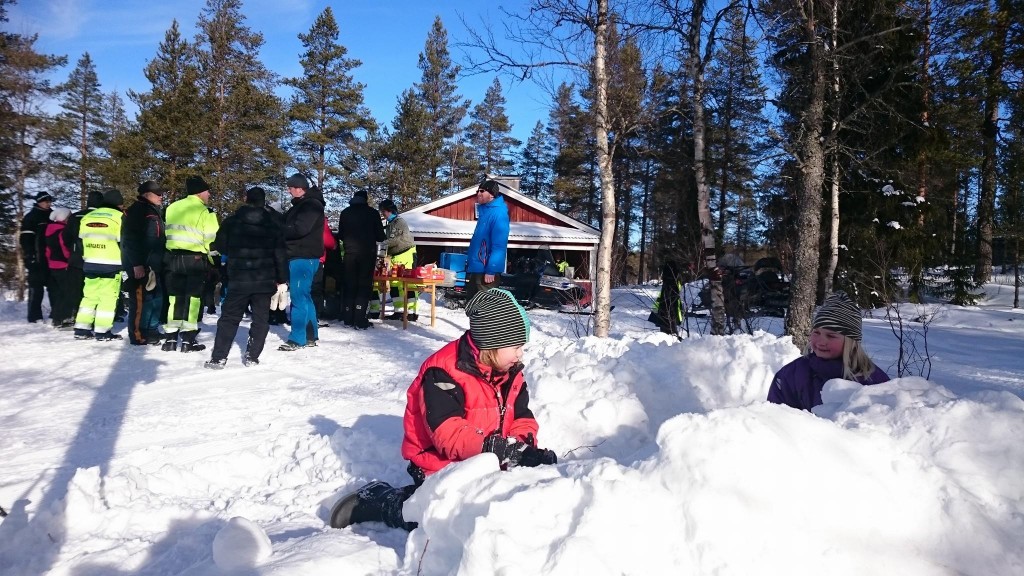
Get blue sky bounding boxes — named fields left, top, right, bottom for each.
left=5, top=0, right=562, bottom=144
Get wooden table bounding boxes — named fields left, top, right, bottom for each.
left=372, top=276, right=443, bottom=329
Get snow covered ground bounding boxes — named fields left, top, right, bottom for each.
left=1, top=280, right=1022, bottom=575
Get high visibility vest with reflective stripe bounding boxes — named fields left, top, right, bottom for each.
left=165, top=195, right=218, bottom=254
left=80, top=207, right=123, bottom=274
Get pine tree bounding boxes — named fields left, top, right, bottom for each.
left=98, top=91, right=147, bottom=193
left=602, top=33, right=647, bottom=285
left=518, top=120, right=553, bottom=202
left=194, top=0, right=288, bottom=213
left=548, top=83, right=592, bottom=224
left=465, top=77, right=521, bottom=177
left=285, top=6, right=375, bottom=205
left=130, top=19, right=203, bottom=196
left=705, top=7, right=769, bottom=257
left=415, top=16, right=469, bottom=198
left=0, top=0, right=66, bottom=293
left=384, top=88, right=432, bottom=204
left=50, top=53, right=108, bottom=208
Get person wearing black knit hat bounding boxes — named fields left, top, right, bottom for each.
left=72, top=188, right=127, bottom=341
left=767, top=291, right=890, bottom=411
left=204, top=187, right=288, bottom=368
left=62, top=189, right=105, bottom=324
left=20, top=190, right=55, bottom=322
left=465, top=178, right=510, bottom=298
left=277, top=173, right=325, bottom=350
left=336, top=189, right=384, bottom=330
left=328, top=287, right=556, bottom=531
left=161, top=175, right=219, bottom=352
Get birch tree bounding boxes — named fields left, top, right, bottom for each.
left=462, top=0, right=627, bottom=336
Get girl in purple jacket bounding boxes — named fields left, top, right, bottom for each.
left=767, top=291, right=890, bottom=411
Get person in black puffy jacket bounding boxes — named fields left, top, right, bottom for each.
left=337, top=190, right=385, bottom=329
left=205, top=187, right=288, bottom=368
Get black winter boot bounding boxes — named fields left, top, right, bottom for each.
left=179, top=330, right=206, bottom=353
left=329, top=481, right=417, bottom=530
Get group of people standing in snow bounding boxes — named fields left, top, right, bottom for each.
left=19, top=176, right=513, bottom=368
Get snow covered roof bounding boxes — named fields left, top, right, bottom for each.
left=402, top=211, right=600, bottom=245
left=408, top=182, right=600, bottom=237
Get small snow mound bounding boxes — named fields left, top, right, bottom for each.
left=212, top=516, right=272, bottom=571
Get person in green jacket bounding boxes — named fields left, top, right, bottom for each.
left=74, top=188, right=125, bottom=341
left=375, top=198, right=419, bottom=321
left=161, top=176, right=219, bottom=353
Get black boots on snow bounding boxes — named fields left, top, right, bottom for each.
left=329, top=481, right=418, bottom=530
left=162, top=330, right=205, bottom=352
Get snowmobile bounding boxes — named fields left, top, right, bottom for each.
left=439, top=250, right=592, bottom=313
left=694, top=256, right=790, bottom=318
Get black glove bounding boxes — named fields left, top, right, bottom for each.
left=518, top=445, right=558, bottom=467
left=483, top=432, right=557, bottom=468
left=482, top=431, right=528, bottom=468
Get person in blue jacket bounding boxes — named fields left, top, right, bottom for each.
left=767, top=291, right=890, bottom=411
left=466, top=179, right=510, bottom=298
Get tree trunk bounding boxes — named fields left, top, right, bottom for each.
left=916, top=0, right=931, bottom=214
left=15, top=125, right=29, bottom=302
left=824, top=0, right=840, bottom=296
left=974, top=1, right=1010, bottom=283
left=786, top=0, right=828, bottom=351
left=1014, top=238, right=1020, bottom=309
left=638, top=159, right=652, bottom=283
left=716, top=87, right=733, bottom=252
left=687, top=0, right=726, bottom=335
left=825, top=155, right=839, bottom=295
left=593, top=0, right=616, bottom=338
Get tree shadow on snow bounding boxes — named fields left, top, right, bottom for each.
left=0, top=340, right=163, bottom=575
left=68, top=517, right=227, bottom=576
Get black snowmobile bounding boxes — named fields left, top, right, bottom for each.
left=695, top=256, right=790, bottom=318
left=439, top=249, right=592, bottom=313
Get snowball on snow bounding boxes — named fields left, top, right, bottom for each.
left=212, top=516, right=272, bottom=571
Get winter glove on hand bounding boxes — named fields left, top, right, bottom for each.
left=517, top=446, right=558, bottom=467
left=482, top=432, right=529, bottom=468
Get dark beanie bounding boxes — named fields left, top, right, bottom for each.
left=465, top=288, right=531, bottom=350
left=102, top=187, right=124, bottom=207
left=813, top=291, right=862, bottom=342
left=186, top=176, right=211, bottom=196
left=137, top=180, right=167, bottom=197
left=379, top=198, right=397, bottom=214
left=35, top=191, right=54, bottom=203
left=86, top=190, right=104, bottom=209
left=479, top=179, right=501, bottom=196
left=245, top=186, right=266, bottom=206
left=286, top=173, right=309, bottom=190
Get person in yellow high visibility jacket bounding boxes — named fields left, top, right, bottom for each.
left=647, top=261, right=684, bottom=338
left=162, top=176, right=219, bottom=353
left=74, top=188, right=125, bottom=341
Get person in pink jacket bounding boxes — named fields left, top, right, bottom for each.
left=44, top=207, right=74, bottom=328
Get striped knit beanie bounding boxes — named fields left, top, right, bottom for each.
left=465, top=288, right=531, bottom=350
left=813, top=291, right=862, bottom=341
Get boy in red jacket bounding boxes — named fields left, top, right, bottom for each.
left=330, top=288, right=557, bottom=530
